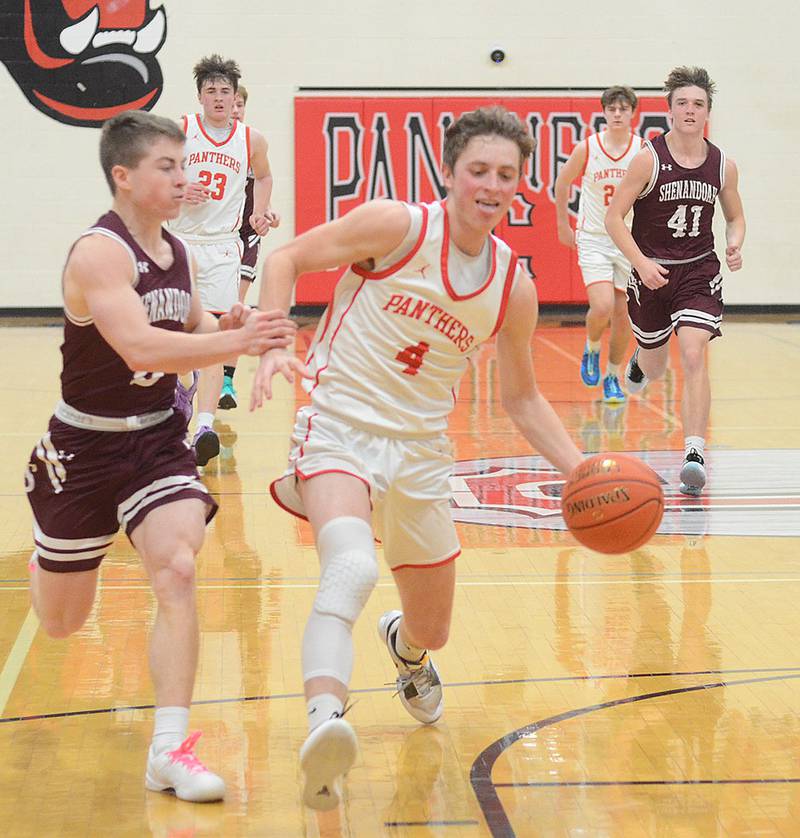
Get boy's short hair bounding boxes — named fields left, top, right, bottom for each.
left=99, top=110, right=185, bottom=194
left=237, top=84, right=249, bottom=104
left=443, top=105, right=534, bottom=174
left=601, top=86, right=638, bottom=111
left=665, top=66, right=716, bottom=109
left=193, top=54, right=241, bottom=94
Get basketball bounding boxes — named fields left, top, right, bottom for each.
left=562, top=453, right=664, bottom=554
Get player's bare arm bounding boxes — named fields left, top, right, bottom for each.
left=66, top=235, right=292, bottom=373
left=495, top=271, right=583, bottom=475
left=605, top=147, right=669, bottom=289
left=554, top=140, right=588, bottom=249
left=719, top=158, right=745, bottom=271
left=249, top=128, right=278, bottom=235
left=181, top=253, right=296, bottom=342
left=250, top=200, right=412, bottom=407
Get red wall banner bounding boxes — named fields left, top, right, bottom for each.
left=294, top=95, right=670, bottom=305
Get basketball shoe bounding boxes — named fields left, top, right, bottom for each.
left=679, top=449, right=706, bottom=496
left=602, top=374, right=626, bottom=404
left=173, top=371, right=199, bottom=425
left=192, top=425, right=220, bottom=467
left=217, top=375, right=237, bottom=410
left=378, top=610, right=443, bottom=724
left=145, top=731, right=225, bottom=802
left=299, top=715, right=358, bottom=810
left=625, top=349, right=649, bottom=394
left=580, top=345, right=601, bottom=387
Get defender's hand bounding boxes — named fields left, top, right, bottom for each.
left=250, top=349, right=312, bottom=408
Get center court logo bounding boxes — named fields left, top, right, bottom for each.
left=449, top=449, right=800, bottom=538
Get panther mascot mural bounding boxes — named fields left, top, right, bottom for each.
left=0, top=0, right=167, bottom=127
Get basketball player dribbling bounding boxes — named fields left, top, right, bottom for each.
left=170, top=55, right=278, bottom=464
left=250, top=106, right=585, bottom=810
left=24, top=111, right=294, bottom=802
left=216, top=83, right=282, bottom=411
left=555, top=86, right=643, bottom=403
left=606, top=66, right=745, bottom=496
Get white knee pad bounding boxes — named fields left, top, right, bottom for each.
left=302, top=517, right=378, bottom=685
left=314, top=516, right=378, bottom=624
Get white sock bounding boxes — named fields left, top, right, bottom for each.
left=606, top=362, right=620, bottom=377
left=306, top=693, right=344, bottom=732
left=196, top=412, right=215, bottom=429
left=586, top=339, right=601, bottom=353
left=151, top=706, right=189, bottom=755
left=392, top=620, right=426, bottom=666
left=685, top=436, right=705, bottom=459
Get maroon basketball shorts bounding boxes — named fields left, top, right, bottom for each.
left=239, top=231, right=260, bottom=283
left=24, top=412, right=218, bottom=573
left=627, top=253, right=723, bottom=349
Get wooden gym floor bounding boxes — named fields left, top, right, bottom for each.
left=0, top=317, right=799, bottom=837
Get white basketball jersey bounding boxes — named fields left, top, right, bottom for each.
left=170, top=113, right=250, bottom=237
left=577, top=132, right=643, bottom=234
left=305, top=201, right=522, bottom=438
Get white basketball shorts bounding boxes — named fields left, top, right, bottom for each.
left=577, top=231, right=631, bottom=291
left=188, top=237, right=243, bottom=313
left=270, top=407, right=461, bottom=570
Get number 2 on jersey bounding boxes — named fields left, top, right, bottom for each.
left=603, top=184, right=615, bottom=206
left=667, top=204, right=702, bottom=238
left=396, top=341, right=430, bottom=376
left=198, top=170, right=227, bottom=201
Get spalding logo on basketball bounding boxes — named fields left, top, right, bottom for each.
left=561, top=453, right=664, bottom=553
left=0, top=1, right=167, bottom=127
left=449, top=449, right=800, bottom=538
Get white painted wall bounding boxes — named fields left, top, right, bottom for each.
left=2, top=0, right=795, bottom=306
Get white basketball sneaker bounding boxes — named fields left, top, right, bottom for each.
left=378, top=610, right=443, bottom=724
left=299, top=716, right=358, bottom=810
left=145, top=731, right=225, bottom=802
left=679, top=449, right=707, bottom=496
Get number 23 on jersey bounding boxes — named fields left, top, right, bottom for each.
left=198, top=170, right=227, bottom=201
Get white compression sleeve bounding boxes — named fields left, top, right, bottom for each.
left=302, top=516, right=378, bottom=685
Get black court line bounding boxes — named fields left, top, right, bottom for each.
left=470, top=672, right=800, bottom=838
left=1, top=666, right=799, bottom=725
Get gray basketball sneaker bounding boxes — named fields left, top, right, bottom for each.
left=378, top=610, right=443, bottom=724
left=679, top=449, right=706, bottom=496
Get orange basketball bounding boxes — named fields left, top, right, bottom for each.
left=562, top=453, right=664, bottom=554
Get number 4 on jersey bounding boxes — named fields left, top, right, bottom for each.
left=396, top=341, right=430, bottom=375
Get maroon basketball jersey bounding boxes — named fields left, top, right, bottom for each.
left=632, top=133, right=726, bottom=262
left=239, top=175, right=255, bottom=241
left=60, top=211, right=193, bottom=417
